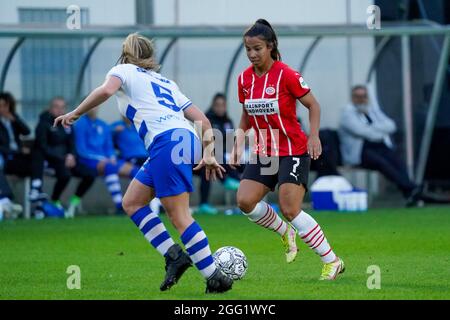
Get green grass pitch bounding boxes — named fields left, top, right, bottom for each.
left=1, top=207, right=449, bottom=300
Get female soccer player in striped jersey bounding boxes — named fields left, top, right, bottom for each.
left=54, top=33, right=233, bottom=293
left=230, top=19, right=345, bottom=280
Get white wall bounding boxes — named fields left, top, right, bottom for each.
left=0, top=0, right=135, bottom=122
left=0, top=0, right=135, bottom=24
left=155, top=0, right=356, bottom=25
left=153, top=0, right=375, bottom=129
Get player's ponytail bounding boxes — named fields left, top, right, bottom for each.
left=244, top=19, right=281, bottom=61
left=118, top=33, right=160, bottom=71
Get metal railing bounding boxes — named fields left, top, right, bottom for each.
left=0, top=22, right=449, bottom=188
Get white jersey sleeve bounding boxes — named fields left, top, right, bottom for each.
left=107, top=64, right=198, bottom=151
left=106, top=64, right=131, bottom=87
left=172, top=83, right=193, bottom=111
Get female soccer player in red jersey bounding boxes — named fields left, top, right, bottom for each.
left=230, top=19, right=345, bottom=280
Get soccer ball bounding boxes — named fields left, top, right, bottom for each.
left=213, top=246, right=248, bottom=280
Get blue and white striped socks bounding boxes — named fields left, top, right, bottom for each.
left=180, top=221, right=217, bottom=279
left=131, top=206, right=175, bottom=256
left=131, top=208, right=216, bottom=279
left=104, top=174, right=123, bottom=210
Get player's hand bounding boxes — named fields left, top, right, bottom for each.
left=307, top=134, right=322, bottom=160
left=114, top=125, right=125, bottom=132
left=97, top=159, right=108, bottom=175
left=54, top=111, right=80, bottom=128
left=194, top=155, right=226, bottom=181
left=65, top=154, right=76, bottom=169
left=229, top=148, right=242, bottom=170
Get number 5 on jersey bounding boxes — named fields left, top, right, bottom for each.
left=151, top=81, right=180, bottom=112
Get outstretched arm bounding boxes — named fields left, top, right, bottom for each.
left=299, top=92, right=322, bottom=160
left=54, top=76, right=122, bottom=128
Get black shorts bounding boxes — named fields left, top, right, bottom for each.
left=242, top=154, right=310, bottom=191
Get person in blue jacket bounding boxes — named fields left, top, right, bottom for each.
left=74, top=107, right=139, bottom=212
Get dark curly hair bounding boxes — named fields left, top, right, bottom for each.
left=0, top=92, right=16, bottom=113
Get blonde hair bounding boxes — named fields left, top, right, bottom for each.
left=118, top=33, right=159, bottom=70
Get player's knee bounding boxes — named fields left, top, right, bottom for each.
left=236, top=193, right=257, bottom=213
left=122, top=195, right=141, bottom=216
left=121, top=198, right=133, bottom=216
left=279, top=203, right=302, bottom=221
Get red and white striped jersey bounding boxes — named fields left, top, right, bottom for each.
left=238, top=61, right=310, bottom=157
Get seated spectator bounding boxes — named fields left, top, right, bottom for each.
left=0, top=92, right=32, bottom=176
left=29, top=97, right=97, bottom=218
left=195, top=93, right=241, bottom=215
left=338, top=85, right=422, bottom=207
left=111, top=116, right=148, bottom=166
left=0, top=167, right=22, bottom=220
left=74, top=107, right=139, bottom=213
left=0, top=92, right=31, bottom=218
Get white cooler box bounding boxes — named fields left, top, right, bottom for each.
left=310, top=176, right=368, bottom=212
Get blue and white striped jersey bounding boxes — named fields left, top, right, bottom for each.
left=107, top=63, right=198, bottom=151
